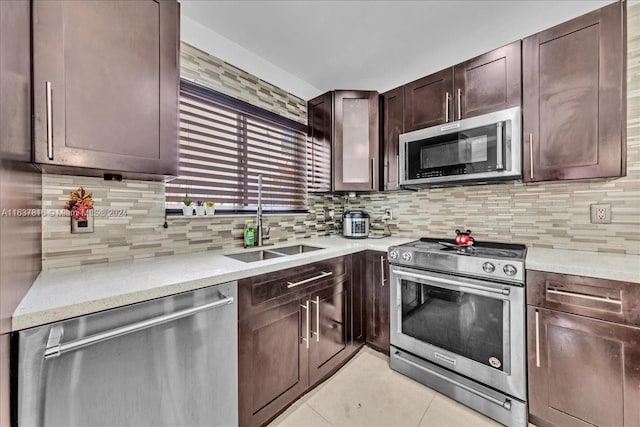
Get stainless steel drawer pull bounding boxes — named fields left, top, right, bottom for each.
left=301, top=300, right=310, bottom=349
left=546, top=288, right=622, bottom=305
left=46, top=81, right=53, bottom=160
left=445, top=92, right=450, bottom=123
left=535, top=310, right=540, bottom=368
left=528, top=133, right=534, bottom=180
left=287, top=271, right=333, bottom=288
left=44, top=293, right=234, bottom=359
left=394, top=351, right=512, bottom=410
left=310, top=296, right=320, bottom=342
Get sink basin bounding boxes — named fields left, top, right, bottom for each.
left=224, top=244, right=324, bottom=262
left=270, top=245, right=323, bottom=255
left=224, top=250, right=284, bottom=263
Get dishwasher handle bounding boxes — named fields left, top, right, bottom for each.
left=44, top=292, right=234, bottom=359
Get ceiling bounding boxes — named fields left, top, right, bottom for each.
left=180, top=1, right=614, bottom=100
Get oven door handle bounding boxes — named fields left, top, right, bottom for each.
left=391, top=269, right=510, bottom=296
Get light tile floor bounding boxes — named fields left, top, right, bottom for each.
left=268, top=347, right=502, bottom=427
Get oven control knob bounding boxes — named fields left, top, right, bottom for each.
left=389, top=249, right=399, bottom=260
left=503, top=264, right=517, bottom=276
left=482, top=262, right=495, bottom=273
left=401, top=251, right=413, bottom=262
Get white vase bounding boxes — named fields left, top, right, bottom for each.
left=205, top=207, right=215, bottom=216
left=195, top=206, right=206, bottom=216
left=182, top=205, right=195, bottom=216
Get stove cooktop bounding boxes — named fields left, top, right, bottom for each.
left=388, top=237, right=527, bottom=284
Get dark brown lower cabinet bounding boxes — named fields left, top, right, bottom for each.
left=238, top=256, right=362, bottom=427
left=366, top=251, right=390, bottom=354
left=527, top=307, right=640, bottom=427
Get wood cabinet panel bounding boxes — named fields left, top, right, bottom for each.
left=333, top=91, right=379, bottom=191
left=366, top=251, right=390, bottom=354
left=404, top=68, right=452, bottom=131
left=351, top=253, right=366, bottom=347
left=307, top=92, right=332, bottom=192
left=527, top=270, right=640, bottom=327
left=309, top=280, right=350, bottom=386
left=527, top=307, right=640, bottom=427
left=32, top=0, right=179, bottom=178
left=238, top=298, right=308, bottom=427
left=454, top=41, right=521, bottom=120
left=380, top=87, right=403, bottom=191
left=523, top=1, right=625, bottom=182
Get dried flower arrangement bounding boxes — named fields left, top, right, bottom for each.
left=64, top=187, right=94, bottom=220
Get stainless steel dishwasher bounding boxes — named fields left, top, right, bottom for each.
left=16, top=281, right=238, bottom=427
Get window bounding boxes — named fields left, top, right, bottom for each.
left=166, top=81, right=309, bottom=212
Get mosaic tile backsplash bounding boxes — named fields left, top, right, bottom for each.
left=42, top=4, right=640, bottom=269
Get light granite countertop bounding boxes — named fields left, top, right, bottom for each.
left=13, top=237, right=640, bottom=331
left=526, top=247, right=640, bottom=284
left=12, top=236, right=414, bottom=331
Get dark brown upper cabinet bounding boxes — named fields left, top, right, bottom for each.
left=32, top=0, right=180, bottom=179
left=307, top=90, right=379, bottom=192
left=404, top=41, right=521, bottom=133
left=404, top=68, right=452, bottom=132
left=380, top=87, right=404, bottom=191
left=523, top=2, right=626, bottom=183
left=307, top=92, right=333, bottom=192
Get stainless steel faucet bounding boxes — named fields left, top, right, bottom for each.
left=256, top=174, right=270, bottom=246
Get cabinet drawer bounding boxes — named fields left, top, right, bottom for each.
left=527, top=270, right=640, bottom=326
left=239, top=256, right=348, bottom=319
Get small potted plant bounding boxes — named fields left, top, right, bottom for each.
left=182, top=195, right=194, bottom=216
left=205, top=201, right=215, bottom=216
left=195, top=200, right=206, bottom=216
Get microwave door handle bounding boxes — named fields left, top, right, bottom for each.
left=496, top=122, right=504, bottom=170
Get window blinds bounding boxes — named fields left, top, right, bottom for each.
left=166, top=83, right=308, bottom=212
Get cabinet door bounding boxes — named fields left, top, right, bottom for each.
left=351, top=253, right=366, bottom=348
left=308, top=278, right=350, bottom=386
left=453, top=41, right=521, bottom=120
left=381, top=87, right=403, bottom=191
left=366, top=251, right=390, bottom=354
left=307, top=92, right=332, bottom=192
left=239, top=298, right=309, bottom=427
left=522, top=2, right=625, bottom=182
left=527, top=307, right=640, bottom=427
left=404, top=68, right=453, bottom=132
left=32, top=0, right=179, bottom=177
left=333, top=91, right=379, bottom=192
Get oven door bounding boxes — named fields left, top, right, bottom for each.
left=389, top=265, right=525, bottom=400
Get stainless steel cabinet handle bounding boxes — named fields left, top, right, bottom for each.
left=287, top=271, right=333, bottom=288
left=547, top=288, right=622, bottom=305
left=370, top=158, right=375, bottom=189
left=380, top=256, right=386, bottom=287
left=394, top=351, right=512, bottom=410
left=457, top=88, right=462, bottom=120
left=535, top=310, right=540, bottom=368
left=392, top=269, right=510, bottom=296
left=445, top=92, right=450, bottom=123
left=46, top=81, right=53, bottom=160
left=528, top=133, right=534, bottom=180
left=496, top=122, right=504, bottom=170
left=310, top=296, right=320, bottom=342
left=301, top=300, right=310, bottom=349
left=44, top=292, right=234, bottom=359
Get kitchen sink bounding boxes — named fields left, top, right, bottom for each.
left=224, top=250, right=284, bottom=263
left=224, top=244, right=324, bottom=262
left=270, top=245, right=323, bottom=255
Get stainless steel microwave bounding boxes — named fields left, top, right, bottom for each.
left=399, top=107, right=522, bottom=187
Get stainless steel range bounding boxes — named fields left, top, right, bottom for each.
left=388, top=237, right=527, bottom=426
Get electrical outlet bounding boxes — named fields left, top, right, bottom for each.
left=384, top=208, right=393, bottom=221
left=590, top=204, right=612, bottom=224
